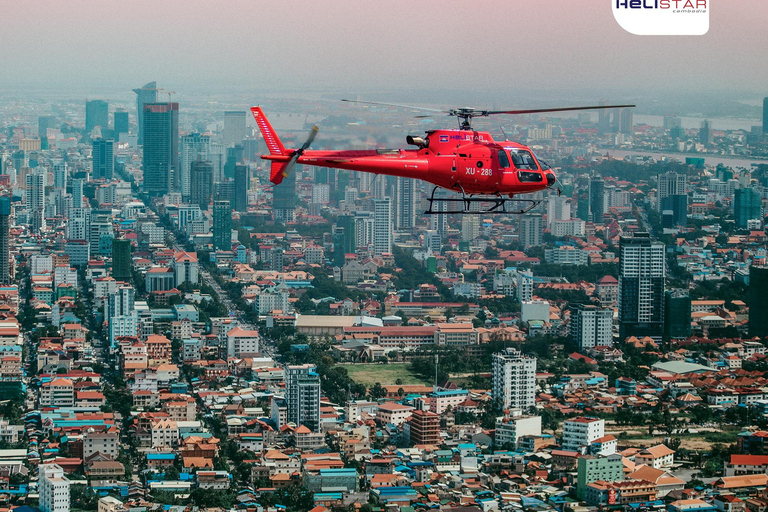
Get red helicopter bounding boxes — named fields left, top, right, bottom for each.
left=251, top=100, right=634, bottom=214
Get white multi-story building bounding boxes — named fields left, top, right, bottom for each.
left=396, top=177, right=419, bottom=230
left=657, top=171, right=687, bottom=211
left=303, top=246, right=324, bottom=265
left=40, top=378, right=74, bottom=408
left=517, top=270, right=534, bottom=302
left=311, top=184, right=330, bottom=204
left=53, top=265, right=78, bottom=288
left=173, top=251, right=199, bottom=287
left=493, top=270, right=517, bottom=296
left=547, top=195, right=571, bottom=228
left=83, top=430, right=119, bottom=460
left=109, top=313, right=138, bottom=347
left=286, top=364, right=321, bottom=432
left=461, top=215, right=480, bottom=242
left=495, top=411, right=542, bottom=448
left=453, top=282, right=483, bottom=299
left=562, top=417, right=605, bottom=454
left=355, top=213, right=374, bottom=249
left=107, top=285, right=135, bottom=319
left=150, top=419, right=178, bottom=449
left=67, top=207, right=91, bottom=240
left=31, top=254, right=53, bottom=275
left=492, top=348, right=537, bottom=410
left=424, top=230, right=442, bottom=254
left=53, top=162, right=67, bottom=191
left=545, top=246, right=589, bottom=265
left=93, top=277, right=118, bottom=302
left=140, top=222, right=165, bottom=245
left=551, top=219, right=586, bottom=238
left=519, top=213, right=542, bottom=247
left=376, top=402, right=415, bottom=426
left=373, top=197, right=393, bottom=256
left=0, top=418, right=24, bottom=444
left=39, top=464, right=70, bottom=512
left=226, top=326, right=260, bottom=358
left=255, top=286, right=290, bottom=315
left=571, top=304, right=614, bottom=349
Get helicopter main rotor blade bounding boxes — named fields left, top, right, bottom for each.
left=341, top=99, right=445, bottom=113
left=486, top=104, right=635, bottom=116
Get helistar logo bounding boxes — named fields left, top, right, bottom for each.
left=612, top=0, right=709, bottom=35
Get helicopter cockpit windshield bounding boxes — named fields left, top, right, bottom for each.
left=532, top=150, right=551, bottom=170
left=508, top=149, right=539, bottom=170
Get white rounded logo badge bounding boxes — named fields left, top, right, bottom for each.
left=612, top=0, right=710, bottom=35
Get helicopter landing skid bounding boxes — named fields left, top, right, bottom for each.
left=424, top=186, right=541, bottom=215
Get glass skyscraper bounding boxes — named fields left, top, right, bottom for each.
left=142, top=102, right=179, bottom=195
left=618, top=233, right=665, bottom=340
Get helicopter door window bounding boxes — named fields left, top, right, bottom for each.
left=518, top=171, right=543, bottom=183
left=509, top=149, right=538, bottom=170
left=498, top=150, right=510, bottom=168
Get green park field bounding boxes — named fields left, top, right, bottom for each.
left=342, top=363, right=430, bottom=387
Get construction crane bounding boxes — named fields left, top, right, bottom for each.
left=157, top=88, right=176, bottom=102
left=140, top=86, right=176, bottom=102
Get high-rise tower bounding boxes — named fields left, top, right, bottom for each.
left=0, top=197, right=11, bottom=285
left=618, top=233, right=665, bottom=340
left=213, top=200, right=232, bottom=251
left=85, top=100, right=108, bottom=135
left=190, top=161, right=214, bottom=210
left=373, top=197, right=392, bottom=256
left=92, top=138, right=114, bottom=180
left=142, top=102, right=179, bottom=195
left=133, top=81, right=157, bottom=145
left=285, top=364, right=321, bottom=432
left=223, top=111, right=247, bottom=147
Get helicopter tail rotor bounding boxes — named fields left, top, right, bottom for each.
left=270, top=125, right=318, bottom=185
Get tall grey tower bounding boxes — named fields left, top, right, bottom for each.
left=132, top=81, right=157, bottom=145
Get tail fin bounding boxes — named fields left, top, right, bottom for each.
left=251, top=106, right=286, bottom=156
left=270, top=161, right=289, bottom=185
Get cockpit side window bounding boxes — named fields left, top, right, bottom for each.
left=498, top=150, right=510, bottom=168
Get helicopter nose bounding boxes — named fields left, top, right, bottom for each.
left=546, top=172, right=556, bottom=187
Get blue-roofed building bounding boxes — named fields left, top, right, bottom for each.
left=616, top=377, right=637, bottom=396
left=370, top=486, right=419, bottom=505
left=304, top=468, right=357, bottom=492
left=147, top=452, right=176, bottom=469
left=458, top=443, right=479, bottom=456
left=173, top=304, right=199, bottom=322
left=668, top=499, right=717, bottom=512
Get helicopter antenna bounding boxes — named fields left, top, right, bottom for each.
left=499, top=125, right=509, bottom=141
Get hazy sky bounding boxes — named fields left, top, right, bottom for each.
left=3, top=0, right=767, bottom=99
